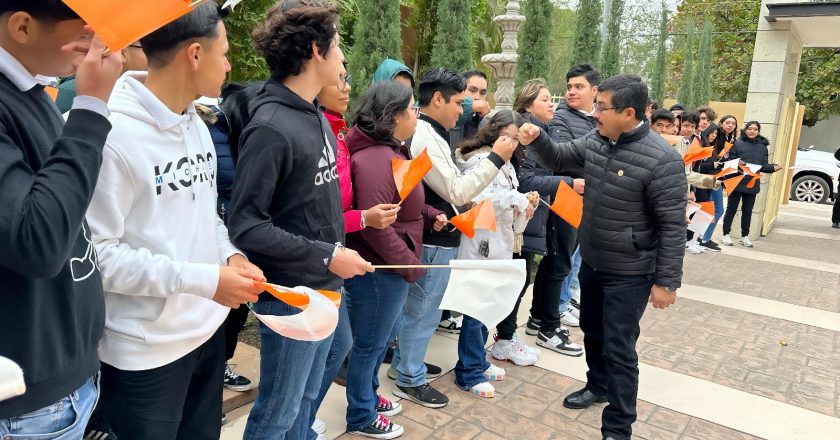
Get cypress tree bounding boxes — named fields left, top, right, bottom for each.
left=571, top=0, right=602, bottom=67
left=677, top=23, right=696, bottom=109
left=430, top=0, right=473, bottom=72
left=694, top=18, right=714, bottom=105
left=347, top=0, right=402, bottom=100
left=516, top=0, right=551, bottom=86
left=649, top=3, right=668, bottom=104
left=599, top=0, right=624, bottom=77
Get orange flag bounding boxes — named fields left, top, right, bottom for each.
left=548, top=180, right=583, bottom=228
left=260, top=283, right=341, bottom=309
left=392, top=148, right=432, bottom=202
left=698, top=201, right=716, bottom=223
left=746, top=173, right=761, bottom=189
left=719, top=141, right=734, bottom=158
left=682, top=138, right=712, bottom=165
left=715, top=168, right=737, bottom=179
left=722, top=175, right=745, bottom=194
left=62, top=0, right=207, bottom=52
left=450, top=199, right=497, bottom=239
left=44, top=86, right=59, bottom=102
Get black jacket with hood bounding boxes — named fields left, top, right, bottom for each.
left=228, top=80, right=345, bottom=295
left=729, top=133, right=778, bottom=195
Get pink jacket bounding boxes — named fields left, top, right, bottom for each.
left=326, top=111, right=363, bottom=233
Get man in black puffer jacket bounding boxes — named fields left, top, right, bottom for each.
left=520, top=75, right=687, bottom=440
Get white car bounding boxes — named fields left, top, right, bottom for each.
left=790, top=146, right=840, bottom=203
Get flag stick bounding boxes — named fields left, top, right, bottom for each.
left=539, top=198, right=551, bottom=209
left=373, top=265, right=450, bottom=269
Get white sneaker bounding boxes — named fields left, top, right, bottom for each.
left=511, top=333, right=540, bottom=357
left=467, top=381, right=495, bottom=398
left=570, top=287, right=581, bottom=305
left=739, top=236, right=754, bottom=247
left=483, top=363, right=506, bottom=381
left=720, top=234, right=734, bottom=246
left=560, top=311, right=580, bottom=327
left=567, top=303, right=580, bottom=320
left=491, top=337, right=539, bottom=366
left=312, top=418, right=327, bottom=435
left=687, top=240, right=705, bottom=254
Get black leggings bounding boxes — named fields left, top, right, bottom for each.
left=722, top=191, right=757, bottom=237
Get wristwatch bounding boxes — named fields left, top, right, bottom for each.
left=664, top=286, right=678, bottom=294
left=324, top=242, right=346, bottom=267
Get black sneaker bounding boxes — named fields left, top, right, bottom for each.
left=375, top=395, right=402, bottom=416
left=348, top=414, right=404, bottom=439
left=700, top=240, right=722, bottom=252
left=382, top=346, right=394, bottom=364
left=537, top=329, right=584, bottom=357
left=393, top=383, right=449, bottom=408
left=525, top=316, right=541, bottom=336
left=424, top=362, right=443, bottom=379
left=224, top=363, right=254, bottom=392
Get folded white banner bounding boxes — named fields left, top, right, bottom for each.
left=250, top=286, right=338, bottom=342
left=439, top=259, right=527, bottom=330
left=0, top=356, right=25, bottom=402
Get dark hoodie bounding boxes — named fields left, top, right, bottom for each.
left=729, top=132, right=778, bottom=195
left=228, top=79, right=345, bottom=294
left=694, top=123, right=725, bottom=176
left=344, top=127, right=442, bottom=283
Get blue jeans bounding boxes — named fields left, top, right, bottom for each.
left=312, top=289, right=352, bottom=433
left=344, top=271, right=409, bottom=431
left=454, top=315, right=490, bottom=389
left=560, top=247, right=582, bottom=312
left=393, top=245, right=458, bottom=388
left=245, top=300, right=333, bottom=440
left=702, top=187, right=725, bottom=242
left=0, top=376, right=98, bottom=439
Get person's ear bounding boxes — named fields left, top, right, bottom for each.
left=433, top=91, right=443, bottom=108
left=6, top=12, right=34, bottom=45
left=186, top=42, right=201, bottom=69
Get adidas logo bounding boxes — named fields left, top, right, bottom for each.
left=315, top=133, right=337, bottom=186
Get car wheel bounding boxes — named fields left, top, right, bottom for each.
left=792, top=175, right=830, bottom=203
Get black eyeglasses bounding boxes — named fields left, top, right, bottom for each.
left=339, top=74, right=352, bottom=91
left=593, top=102, right=619, bottom=113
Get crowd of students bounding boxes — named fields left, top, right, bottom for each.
left=1, top=1, right=785, bottom=440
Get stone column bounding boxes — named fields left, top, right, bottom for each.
left=481, top=1, right=525, bottom=112
left=742, top=0, right=803, bottom=238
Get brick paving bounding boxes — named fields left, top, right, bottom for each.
left=335, top=367, right=761, bottom=440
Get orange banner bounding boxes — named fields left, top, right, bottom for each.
left=449, top=199, right=497, bottom=239
left=62, top=0, right=201, bottom=52
left=260, top=283, right=341, bottom=309
left=722, top=175, right=745, bottom=194
left=682, top=138, right=713, bottom=165
left=549, top=180, right=583, bottom=228
left=714, top=167, right=737, bottom=179
left=392, top=148, right=432, bottom=202
left=746, top=174, right=761, bottom=189
left=719, top=141, right=734, bottom=158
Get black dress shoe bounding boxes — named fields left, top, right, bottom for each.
left=563, top=387, right=607, bottom=409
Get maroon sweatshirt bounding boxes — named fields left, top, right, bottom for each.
left=345, top=126, right=442, bottom=282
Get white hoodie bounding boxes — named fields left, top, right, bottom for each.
left=87, top=72, right=238, bottom=370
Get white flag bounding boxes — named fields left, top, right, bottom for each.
left=439, top=259, right=527, bottom=329
left=688, top=209, right=715, bottom=236
left=0, top=356, right=25, bottom=402
left=250, top=285, right=338, bottom=341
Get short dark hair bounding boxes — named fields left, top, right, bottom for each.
left=566, top=64, right=602, bottom=86
left=463, top=70, right=487, bottom=82
left=253, top=0, right=339, bottom=81
left=669, top=103, right=685, bottom=112
left=695, top=104, right=717, bottom=121
left=140, top=2, right=221, bottom=68
left=0, top=0, right=78, bottom=21
left=651, top=109, right=675, bottom=125
left=597, top=75, right=648, bottom=121
left=418, top=67, right=466, bottom=107
left=681, top=111, right=700, bottom=127
left=352, top=80, right=414, bottom=142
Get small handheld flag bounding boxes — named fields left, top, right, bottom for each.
left=392, top=148, right=432, bottom=203
left=449, top=199, right=497, bottom=239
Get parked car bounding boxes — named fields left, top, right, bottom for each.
left=790, top=145, right=840, bottom=203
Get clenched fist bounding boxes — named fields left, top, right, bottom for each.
left=519, top=123, right=541, bottom=146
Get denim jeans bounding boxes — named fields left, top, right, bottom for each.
left=344, top=271, right=409, bottom=431
left=0, top=376, right=98, bottom=439
left=454, top=315, right=490, bottom=389
left=559, top=246, right=582, bottom=312
left=245, top=300, right=333, bottom=440
left=312, top=288, right=352, bottom=432
left=702, top=187, right=725, bottom=242
left=578, top=263, right=654, bottom=440
left=393, top=245, right=458, bottom=388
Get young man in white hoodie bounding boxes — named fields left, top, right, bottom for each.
left=85, top=5, right=264, bottom=440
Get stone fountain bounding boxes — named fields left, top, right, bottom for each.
left=481, top=0, right=526, bottom=112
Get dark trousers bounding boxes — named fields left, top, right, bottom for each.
left=722, top=191, right=757, bottom=236
left=224, top=305, right=249, bottom=361
left=496, top=252, right=535, bottom=340
left=100, top=325, right=225, bottom=440
left=529, top=218, right=577, bottom=333
left=578, top=263, right=653, bottom=440
left=833, top=175, right=840, bottom=223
